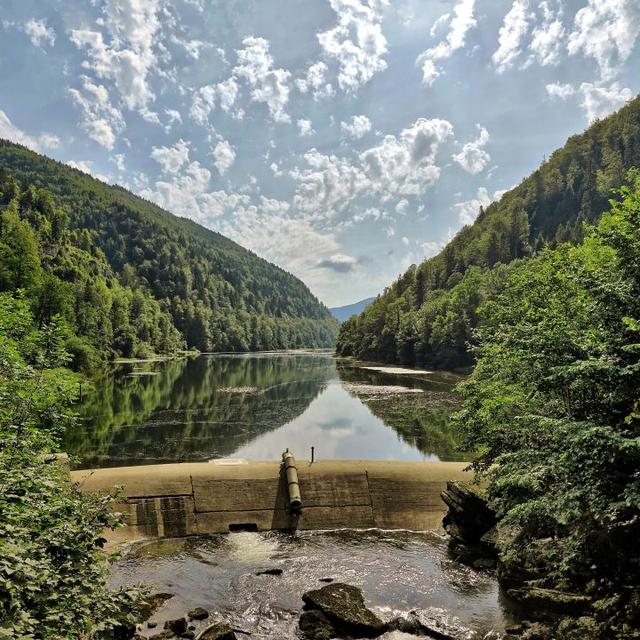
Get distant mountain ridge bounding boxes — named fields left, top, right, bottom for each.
left=0, top=140, right=338, bottom=352
left=330, top=297, right=375, bottom=322
left=337, top=95, right=640, bottom=368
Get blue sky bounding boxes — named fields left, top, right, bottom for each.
left=1, top=0, right=639, bottom=306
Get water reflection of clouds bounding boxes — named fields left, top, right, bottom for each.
left=232, top=384, right=438, bottom=462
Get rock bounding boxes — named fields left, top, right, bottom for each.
left=197, top=622, right=237, bottom=640
left=181, top=633, right=196, bottom=640
left=165, top=618, right=188, bottom=636
left=302, top=583, right=385, bottom=638
left=112, top=621, right=137, bottom=640
left=148, top=621, right=158, bottom=628
left=517, top=622, right=553, bottom=640
left=149, top=631, right=176, bottom=640
left=507, top=587, right=591, bottom=614
left=299, top=609, right=338, bottom=640
left=387, top=608, right=472, bottom=640
left=188, top=607, right=209, bottom=621
left=319, top=577, right=334, bottom=583
left=256, top=568, right=283, bottom=576
left=441, top=481, right=496, bottom=546
left=136, top=593, right=175, bottom=622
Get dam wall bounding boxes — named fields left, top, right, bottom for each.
left=71, top=459, right=470, bottom=544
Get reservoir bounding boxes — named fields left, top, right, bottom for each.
left=64, top=352, right=467, bottom=469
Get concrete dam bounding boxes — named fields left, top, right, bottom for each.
left=71, top=457, right=471, bottom=544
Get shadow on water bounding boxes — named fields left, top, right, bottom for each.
left=64, top=353, right=470, bottom=468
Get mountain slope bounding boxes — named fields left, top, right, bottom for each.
left=337, top=95, right=640, bottom=368
left=0, top=141, right=338, bottom=352
left=330, top=297, right=375, bottom=322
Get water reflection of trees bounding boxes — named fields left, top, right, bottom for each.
left=64, top=354, right=336, bottom=468
left=336, top=363, right=469, bottom=461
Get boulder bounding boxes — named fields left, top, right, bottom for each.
left=188, top=607, right=209, bottom=621
left=197, top=622, right=237, bottom=640
left=387, top=607, right=472, bottom=640
left=299, top=609, right=338, bottom=640
left=149, top=631, right=176, bottom=640
left=136, top=593, right=175, bottom=622
left=165, top=618, right=188, bottom=636
left=441, top=482, right=495, bottom=546
left=302, top=583, right=385, bottom=638
left=507, top=587, right=591, bottom=615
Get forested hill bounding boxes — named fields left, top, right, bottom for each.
left=0, top=141, right=338, bottom=361
left=337, top=95, right=640, bottom=369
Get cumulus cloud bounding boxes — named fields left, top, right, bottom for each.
left=68, top=76, right=125, bottom=150
left=23, top=18, right=56, bottom=48
left=233, top=36, right=291, bottom=123
left=453, top=125, right=490, bottom=174
left=297, top=119, right=315, bottom=136
left=318, top=0, right=388, bottom=92
left=568, top=0, right=640, bottom=81
left=529, top=1, right=565, bottom=66
left=546, top=82, right=575, bottom=99
left=417, top=0, right=477, bottom=85
left=150, top=139, right=190, bottom=174
left=340, top=114, right=371, bottom=139
left=212, top=139, right=236, bottom=174
left=0, top=109, right=59, bottom=152
left=190, top=78, right=239, bottom=125
left=318, top=253, right=358, bottom=272
left=66, top=159, right=94, bottom=174
left=291, top=117, right=453, bottom=217
left=69, top=0, right=162, bottom=114
left=296, top=62, right=333, bottom=100
left=579, top=82, right=633, bottom=122
left=493, top=0, right=532, bottom=72
left=455, top=186, right=492, bottom=225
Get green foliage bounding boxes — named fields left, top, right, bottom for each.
left=337, top=96, right=640, bottom=369
left=457, top=173, right=640, bottom=589
left=0, top=142, right=338, bottom=353
left=0, top=293, right=139, bottom=639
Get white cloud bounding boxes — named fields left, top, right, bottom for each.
left=23, top=19, right=56, bottom=48
left=66, top=160, right=94, bottom=174
left=318, top=253, right=358, bottom=272
left=568, top=0, right=640, bottom=81
left=421, top=240, right=443, bottom=258
left=291, top=117, right=453, bottom=217
left=455, top=186, right=492, bottom=225
left=417, top=0, right=476, bottom=85
left=546, top=82, right=575, bottom=99
left=150, top=139, right=190, bottom=175
left=529, top=1, right=565, bottom=66
left=297, top=119, right=315, bottom=136
left=318, top=0, right=388, bottom=92
left=453, top=125, right=490, bottom=174
left=340, top=114, right=371, bottom=139
left=190, top=77, right=239, bottom=125
left=69, top=0, right=162, bottom=114
left=579, top=82, right=633, bottom=122
left=0, top=109, right=59, bottom=152
left=492, top=0, right=532, bottom=72
left=295, top=62, right=331, bottom=100
left=233, top=36, right=291, bottom=123
left=212, top=139, right=236, bottom=174
left=395, top=199, right=409, bottom=215
left=68, top=76, right=125, bottom=150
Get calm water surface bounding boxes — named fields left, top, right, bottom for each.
left=65, top=352, right=467, bottom=469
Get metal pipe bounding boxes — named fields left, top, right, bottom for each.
left=282, top=449, right=302, bottom=513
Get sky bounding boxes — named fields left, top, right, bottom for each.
left=0, top=1, right=639, bottom=307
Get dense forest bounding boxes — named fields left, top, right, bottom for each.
left=337, top=96, right=640, bottom=369
left=457, top=174, right=640, bottom=638
left=0, top=141, right=338, bottom=363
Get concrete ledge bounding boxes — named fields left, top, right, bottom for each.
left=71, top=460, right=471, bottom=543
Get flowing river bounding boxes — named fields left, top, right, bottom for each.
left=66, top=353, right=518, bottom=638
